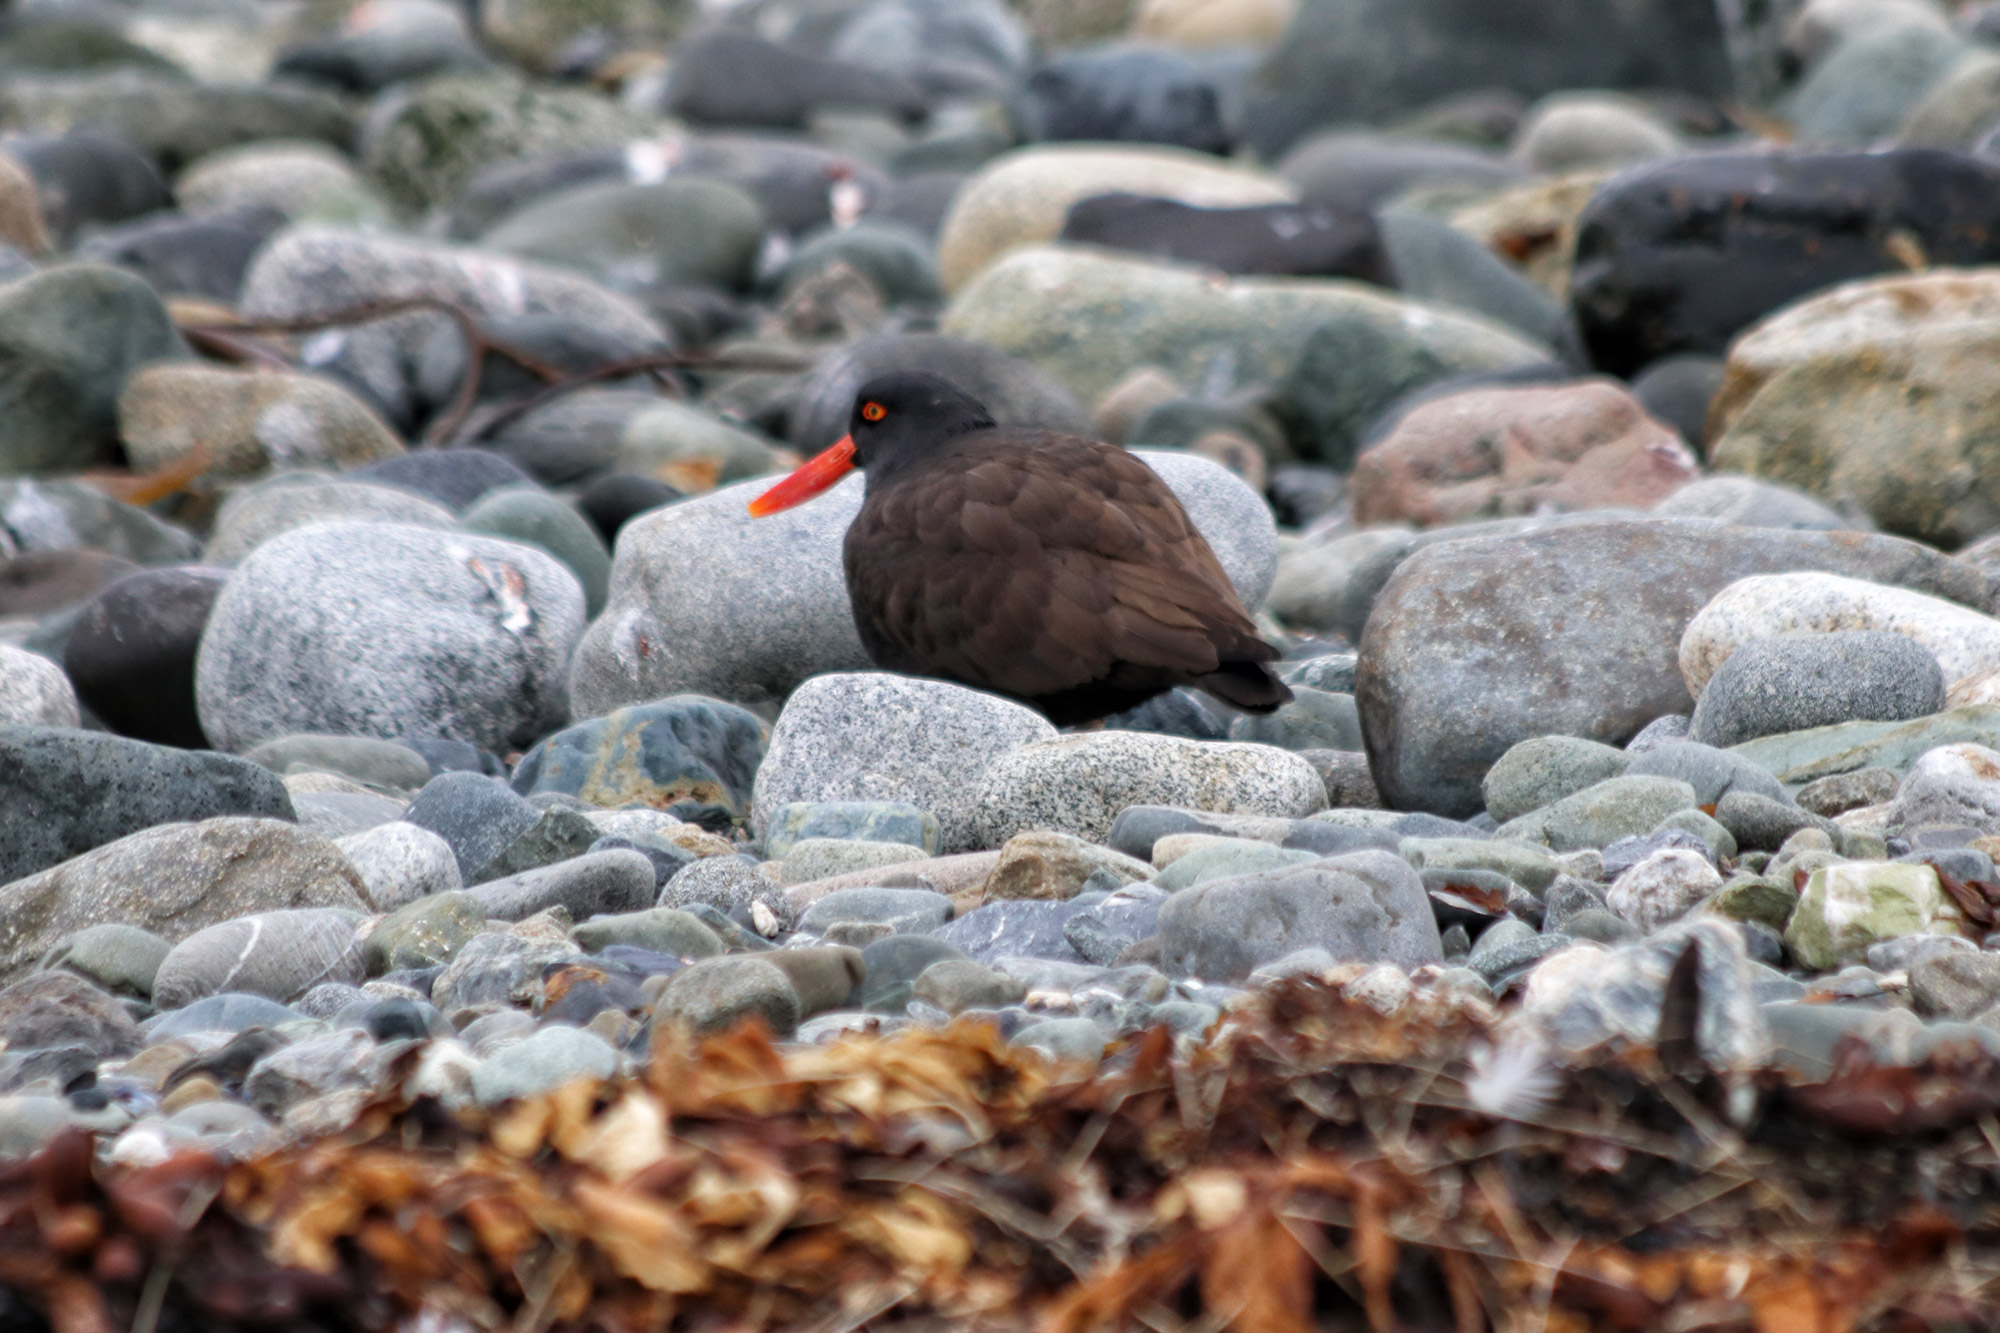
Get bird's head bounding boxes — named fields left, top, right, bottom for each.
left=748, top=371, right=995, bottom=517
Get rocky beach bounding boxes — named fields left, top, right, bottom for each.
left=5, top=0, right=2000, bottom=1325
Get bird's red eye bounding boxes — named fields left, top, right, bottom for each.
left=861, top=402, right=887, bottom=423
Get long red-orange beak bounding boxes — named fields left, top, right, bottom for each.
left=747, top=435, right=855, bottom=517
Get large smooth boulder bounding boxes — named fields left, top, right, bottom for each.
left=1356, top=518, right=1998, bottom=816
left=196, top=521, right=586, bottom=755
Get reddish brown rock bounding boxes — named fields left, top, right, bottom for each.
left=1351, top=381, right=1697, bottom=528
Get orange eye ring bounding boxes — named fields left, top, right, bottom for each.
left=861, top=402, right=887, bottom=423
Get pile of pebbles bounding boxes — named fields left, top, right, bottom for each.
left=4, top=0, right=2000, bottom=1166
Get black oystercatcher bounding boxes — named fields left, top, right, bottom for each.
left=749, top=371, right=1292, bottom=726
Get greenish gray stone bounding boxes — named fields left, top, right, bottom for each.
left=513, top=696, right=766, bottom=818
left=800, top=887, right=954, bottom=936
left=1729, top=707, right=2000, bottom=787
left=461, top=488, right=612, bottom=617
left=0, top=71, right=354, bottom=169
left=764, top=801, right=939, bottom=861
left=1227, top=687, right=1363, bottom=751
left=1701, top=877, right=1797, bottom=931
left=471, top=808, right=601, bottom=884
left=39, top=923, right=170, bottom=998
left=1784, top=861, right=1957, bottom=971
left=1012, top=1016, right=1106, bottom=1066
left=0, top=265, right=188, bottom=473
left=0, top=479, right=199, bottom=565
left=1152, top=842, right=1320, bottom=893
left=1787, top=21, right=1969, bottom=146
left=1624, top=741, right=1786, bottom=806
left=1715, top=790, right=1838, bottom=854
left=571, top=906, right=724, bottom=958
left=1495, top=776, right=1699, bottom=852
left=1396, top=836, right=1559, bottom=893
left=1481, top=736, right=1631, bottom=825
left=363, top=74, right=655, bottom=212
left=245, top=735, right=433, bottom=792
left=615, top=398, right=785, bottom=489
left=759, top=946, right=864, bottom=1016
left=364, top=890, right=487, bottom=975
left=654, top=955, right=801, bottom=1038
left=780, top=223, right=942, bottom=306
left=940, top=245, right=1549, bottom=430
left=1654, top=807, right=1737, bottom=861
left=471, top=1025, right=616, bottom=1107
left=483, top=177, right=765, bottom=293
left=912, top=958, right=1024, bottom=1014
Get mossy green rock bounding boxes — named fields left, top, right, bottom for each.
left=0, top=265, right=188, bottom=472
left=1495, top=775, right=1699, bottom=853
left=364, top=890, right=487, bottom=974
left=1397, top=836, right=1559, bottom=893
left=364, top=74, right=654, bottom=212
left=1703, top=876, right=1797, bottom=931
left=1784, top=861, right=1960, bottom=971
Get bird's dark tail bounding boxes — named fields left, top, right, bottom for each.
left=1194, top=660, right=1292, bottom=714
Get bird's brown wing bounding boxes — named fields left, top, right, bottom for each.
left=844, top=434, right=1275, bottom=701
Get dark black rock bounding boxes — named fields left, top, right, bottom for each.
left=0, top=549, right=140, bottom=617
left=7, top=131, right=170, bottom=247
left=0, top=726, right=294, bottom=885
left=1571, top=149, right=2000, bottom=376
left=576, top=473, right=683, bottom=544
left=76, top=207, right=284, bottom=304
left=664, top=28, right=928, bottom=130
left=351, top=450, right=538, bottom=513
left=789, top=333, right=1087, bottom=454
left=62, top=565, right=228, bottom=749
left=1244, top=0, right=1736, bottom=159
left=1012, top=46, right=1233, bottom=154
left=1060, top=193, right=1393, bottom=282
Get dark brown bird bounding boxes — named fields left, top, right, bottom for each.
left=749, top=371, right=1291, bottom=726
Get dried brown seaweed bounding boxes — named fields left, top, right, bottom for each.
left=3, top=980, right=1999, bottom=1331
